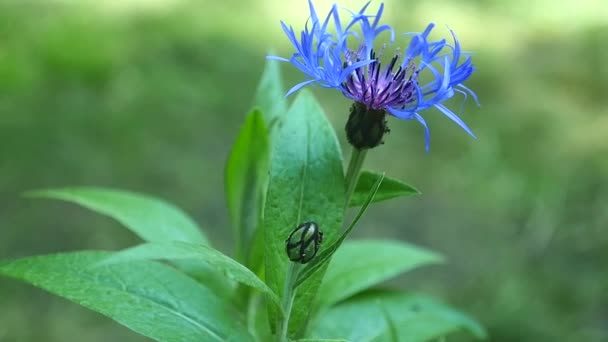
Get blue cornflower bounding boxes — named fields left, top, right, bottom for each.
left=269, top=0, right=478, bottom=150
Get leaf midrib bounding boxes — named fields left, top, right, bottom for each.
left=78, top=271, right=227, bottom=341
left=1, top=266, right=229, bottom=342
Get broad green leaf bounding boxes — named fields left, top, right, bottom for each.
left=310, top=290, right=486, bottom=342
left=317, top=240, right=444, bottom=309
left=0, top=251, right=253, bottom=342
left=100, top=241, right=281, bottom=310
left=253, top=57, right=288, bottom=126
left=170, top=259, right=236, bottom=300
left=264, top=90, right=345, bottom=336
left=251, top=291, right=272, bottom=341
left=225, top=110, right=270, bottom=264
left=295, top=174, right=384, bottom=288
left=248, top=225, right=266, bottom=274
left=380, top=304, right=399, bottom=342
left=350, top=170, right=419, bottom=207
left=26, top=187, right=207, bottom=244
left=248, top=57, right=288, bottom=274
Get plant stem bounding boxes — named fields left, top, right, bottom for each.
left=344, top=148, right=368, bottom=208
left=278, top=262, right=301, bottom=342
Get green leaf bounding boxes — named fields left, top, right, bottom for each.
left=380, top=304, right=399, bottom=342
left=0, top=251, right=253, bottom=342
left=225, top=109, right=270, bottom=264
left=310, top=290, right=486, bottom=342
left=25, top=187, right=208, bottom=244
left=248, top=57, right=288, bottom=273
left=253, top=57, right=288, bottom=126
left=317, top=240, right=444, bottom=309
left=350, top=170, right=419, bottom=207
left=169, top=259, right=236, bottom=300
left=295, top=174, right=384, bottom=288
left=100, top=241, right=281, bottom=311
left=264, top=90, right=345, bottom=336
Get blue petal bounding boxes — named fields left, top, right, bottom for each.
left=454, top=88, right=469, bottom=113
left=285, top=79, right=319, bottom=97
left=280, top=21, right=300, bottom=52
left=322, top=4, right=339, bottom=32
left=329, top=4, right=345, bottom=36
left=414, top=113, right=431, bottom=152
left=307, top=0, right=320, bottom=27
left=438, top=56, right=454, bottom=99
left=376, top=24, right=395, bottom=43
left=458, top=84, right=480, bottom=106
left=266, top=56, right=290, bottom=62
left=387, top=106, right=415, bottom=120
left=387, top=107, right=431, bottom=151
left=434, top=103, right=476, bottom=138
left=339, top=59, right=375, bottom=81
left=404, top=23, right=435, bottom=65
left=371, top=2, right=384, bottom=28
left=449, top=28, right=461, bottom=69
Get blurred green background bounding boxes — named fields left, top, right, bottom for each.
left=1, top=0, right=606, bottom=341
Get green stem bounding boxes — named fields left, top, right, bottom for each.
left=278, top=262, right=301, bottom=342
left=344, top=148, right=368, bottom=208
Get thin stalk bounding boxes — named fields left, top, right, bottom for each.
left=344, top=148, right=368, bottom=208
left=278, top=262, right=301, bottom=342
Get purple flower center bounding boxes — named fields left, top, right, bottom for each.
left=343, top=50, right=419, bottom=112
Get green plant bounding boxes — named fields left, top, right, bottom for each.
left=0, top=59, right=485, bottom=342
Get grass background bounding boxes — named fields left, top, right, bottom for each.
left=0, top=0, right=606, bottom=341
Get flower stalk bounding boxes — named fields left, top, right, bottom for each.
left=344, top=148, right=368, bottom=208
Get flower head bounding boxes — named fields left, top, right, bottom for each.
left=269, top=0, right=478, bottom=150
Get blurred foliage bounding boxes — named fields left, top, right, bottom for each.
left=0, top=0, right=606, bottom=341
